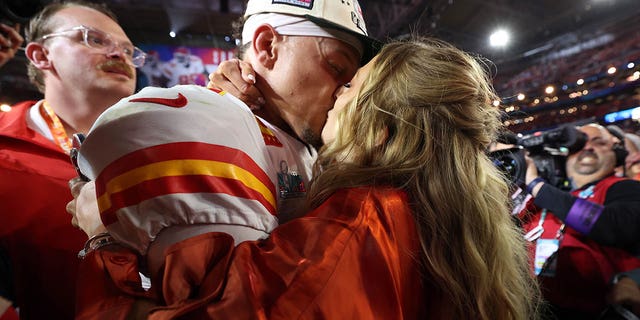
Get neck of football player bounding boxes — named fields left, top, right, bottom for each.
left=250, top=78, right=299, bottom=141
left=253, top=105, right=296, bottom=138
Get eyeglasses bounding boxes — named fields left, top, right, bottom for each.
left=39, top=25, right=146, bottom=68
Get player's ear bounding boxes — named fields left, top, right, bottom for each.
left=252, top=24, right=279, bottom=69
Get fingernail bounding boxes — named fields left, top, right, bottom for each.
left=247, top=74, right=255, bottom=83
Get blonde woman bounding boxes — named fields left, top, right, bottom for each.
left=309, top=37, right=541, bottom=319
left=73, top=38, right=541, bottom=319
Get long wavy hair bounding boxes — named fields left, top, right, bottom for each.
left=308, top=38, right=541, bottom=319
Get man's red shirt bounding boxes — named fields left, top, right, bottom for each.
left=0, top=101, right=86, bottom=320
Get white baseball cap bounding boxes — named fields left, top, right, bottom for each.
left=244, top=0, right=381, bottom=65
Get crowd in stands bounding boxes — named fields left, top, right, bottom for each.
left=495, top=14, right=640, bottom=136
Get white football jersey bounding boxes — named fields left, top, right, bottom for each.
left=78, top=85, right=315, bottom=254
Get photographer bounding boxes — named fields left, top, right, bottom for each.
left=522, top=123, right=640, bottom=319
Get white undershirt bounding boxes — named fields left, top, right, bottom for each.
left=25, top=100, right=55, bottom=141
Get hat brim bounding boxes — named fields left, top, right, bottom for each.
left=304, top=14, right=382, bottom=66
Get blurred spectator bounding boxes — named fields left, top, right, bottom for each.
left=624, top=133, right=640, bottom=180
left=0, top=1, right=139, bottom=319
left=162, top=46, right=207, bottom=86
left=0, top=23, right=23, bottom=68
left=139, top=49, right=167, bottom=87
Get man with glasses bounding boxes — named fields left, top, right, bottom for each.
left=0, top=1, right=141, bottom=319
left=39, top=25, right=146, bottom=68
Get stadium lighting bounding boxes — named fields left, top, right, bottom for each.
left=545, top=85, right=555, bottom=94
left=489, top=29, right=510, bottom=48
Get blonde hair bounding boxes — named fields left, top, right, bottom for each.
left=309, top=38, right=541, bottom=319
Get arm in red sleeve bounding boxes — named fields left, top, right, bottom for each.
left=75, top=244, right=152, bottom=320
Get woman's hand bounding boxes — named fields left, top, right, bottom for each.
left=67, top=178, right=106, bottom=238
left=208, top=59, right=265, bottom=110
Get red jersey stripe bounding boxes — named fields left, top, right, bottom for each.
left=94, top=142, right=274, bottom=197
left=100, top=174, right=276, bottom=226
left=95, top=158, right=275, bottom=213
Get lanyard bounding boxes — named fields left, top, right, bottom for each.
left=524, top=209, right=547, bottom=241
left=40, top=100, right=72, bottom=154
left=525, top=208, right=565, bottom=241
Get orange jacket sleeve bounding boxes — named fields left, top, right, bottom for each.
left=76, top=188, right=427, bottom=319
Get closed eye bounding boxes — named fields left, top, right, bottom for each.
left=328, top=61, right=343, bottom=77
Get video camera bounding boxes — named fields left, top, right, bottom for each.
left=489, top=125, right=587, bottom=190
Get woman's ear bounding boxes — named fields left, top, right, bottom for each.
left=25, top=42, right=52, bottom=70
left=252, top=24, right=279, bottom=69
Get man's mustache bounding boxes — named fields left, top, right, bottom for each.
left=98, top=60, right=134, bottom=78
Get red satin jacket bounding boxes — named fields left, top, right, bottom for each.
left=76, top=187, right=428, bottom=319
left=0, top=101, right=87, bottom=320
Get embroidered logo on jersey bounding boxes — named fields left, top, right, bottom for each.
left=272, top=0, right=313, bottom=10
left=208, top=87, right=227, bottom=96
left=129, top=93, right=188, bottom=108
left=255, top=117, right=283, bottom=147
left=277, top=160, right=306, bottom=199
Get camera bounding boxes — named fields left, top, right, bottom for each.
left=489, top=125, right=587, bottom=190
